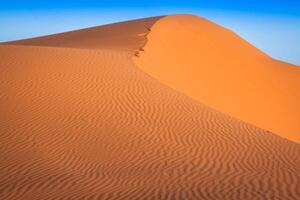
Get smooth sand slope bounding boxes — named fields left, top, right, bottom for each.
left=0, top=15, right=299, bottom=199
left=4, top=17, right=161, bottom=52
left=134, top=14, right=300, bottom=143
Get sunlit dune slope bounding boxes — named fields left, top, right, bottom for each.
left=0, top=44, right=299, bottom=200
left=0, top=14, right=300, bottom=199
left=134, top=14, right=300, bottom=143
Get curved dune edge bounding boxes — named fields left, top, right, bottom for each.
left=134, top=14, right=300, bottom=143
left=0, top=15, right=300, bottom=199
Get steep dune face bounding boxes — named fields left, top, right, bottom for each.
left=0, top=15, right=300, bottom=199
left=134, top=14, right=300, bottom=143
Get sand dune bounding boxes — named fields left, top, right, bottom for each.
left=134, top=14, right=300, bottom=143
left=0, top=15, right=300, bottom=199
left=3, top=17, right=161, bottom=53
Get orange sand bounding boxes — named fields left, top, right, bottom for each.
left=134, top=14, right=300, bottom=143
left=0, top=15, right=299, bottom=199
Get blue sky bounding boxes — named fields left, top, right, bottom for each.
left=0, top=1, right=299, bottom=65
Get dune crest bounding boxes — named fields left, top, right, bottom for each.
left=3, top=17, right=162, bottom=52
left=0, top=14, right=300, bottom=199
left=134, top=14, right=300, bottom=143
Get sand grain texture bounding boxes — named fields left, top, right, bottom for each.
left=0, top=15, right=300, bottom=200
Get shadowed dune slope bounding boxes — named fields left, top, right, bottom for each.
left=0, top=14, right=300, bottom=199
left=0, top=44, right=299, bottom=200
left=134, top=14, right=300, bottom=143
left=3, top=16, right=162, bottom=52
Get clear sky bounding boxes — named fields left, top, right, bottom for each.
left=0, top=0, right=299, bottom=65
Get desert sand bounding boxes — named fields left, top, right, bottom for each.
left=134, top=14, right=300, bottom=143
left=0, top=14, right=299, bottom=199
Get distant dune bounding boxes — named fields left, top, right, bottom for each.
left=0, top=14, right=299, bottom=199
